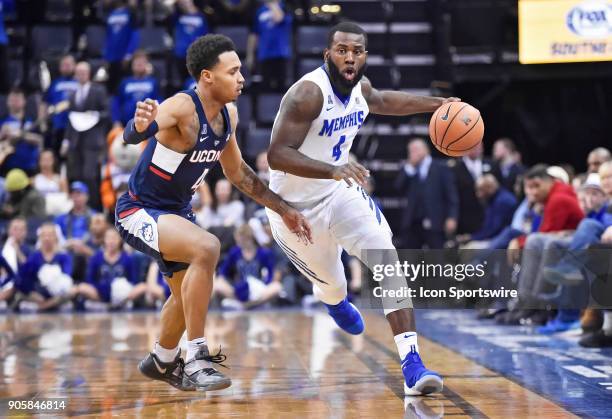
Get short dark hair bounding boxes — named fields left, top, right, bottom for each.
left=524, top=164, right=552, bottom=181
left=8, top=86, right=24, bottom=96
left=327, top=21, right=368, bottom=48
left=496, top=137, right=516, bottom=153
left=186, top=34, right=236, bottom=81
left=131, top=49, right=149, bottom=62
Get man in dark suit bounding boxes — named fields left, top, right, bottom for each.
left=448, top=141, right=494, bottom=235
left=63, top=61, right=109, bottom=210
left=492, top=137, right=525, bottom=194
left=395, top=138, right=459, bottom=249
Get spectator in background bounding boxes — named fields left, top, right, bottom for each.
left=100, top=131, right=142, bottom=213
left=55, top=181, right=94, bottom=242
left=578, top=173, right=609, bottom=221
left=394, top=138, right=458, bottom=249
left=40, top=54, right=78, bottom=155
left=15, top=223, right=73, bottom=312
left=73, top=228, right=147, bottom=309
left=542, top=162, right=612, bottom=347
left=457, top=174, right=517, bottom=248
left=111, top=50, right=161, bottom=128
left=586, top=147, right=611, bottom=174
left=492, top=138, right=525, bottom=194
left=1, top=217, right=31, bottom=273
left=144, top=260, right=171, bottom=308
left=247, top=0, right=293, bottom=91
left=542, top=165, right=612, bottom=286
left=196, top=179, right=245, bottom=229
left=55, top=181, right=96, bottom=282
left=0, top=253, right=16, bottom=306
left=63, top=61, right=109, bottom=210
left=0, top=88, right=44, bottom=176
left=533, top=173, right=609, bottom=336
left=503, top=165, right=584, bottom=328
left=103, top=0, right=140, bottom=93
left=34, top=150, right=68, bottom=196
left=449, top=141, right=493, bottom=236
left=0, top=169, right=45, bottom=219
left=0, top=0, right=15, bottom=93
left=173, top=0, right=209, bottom=84
left=209, top=0, right=254, bottom=26
left=86, top=213, right=109, bottom=253
left=213, top=224, right=280, bottom=310
left=100, top=129, right=144, bottom=214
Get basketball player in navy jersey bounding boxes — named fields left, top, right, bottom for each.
left=116, top=34, right=312, bottom=391
left=266, top=22, right=459, bottom=395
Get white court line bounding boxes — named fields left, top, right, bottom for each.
left=563, top=365, right=608, bottom=378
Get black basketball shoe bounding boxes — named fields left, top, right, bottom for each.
left=183, top=345, right=232, bottom=391
left=138, top=351, right=195, bottom=391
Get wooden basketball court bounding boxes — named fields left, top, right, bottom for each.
left=0, top=310, right=588, bottom=417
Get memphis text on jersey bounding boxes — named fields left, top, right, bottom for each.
left=318, top=110, right=365, bottom=137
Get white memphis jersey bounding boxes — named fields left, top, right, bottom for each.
left=269, top=66, right=369, bottom=203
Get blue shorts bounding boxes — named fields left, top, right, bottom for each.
left=95, top=281, right=112, bottom=303
left=115, top=193, right=196, bottom=278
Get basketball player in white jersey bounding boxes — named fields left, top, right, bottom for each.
left=266, top=22, right=460, bottom=395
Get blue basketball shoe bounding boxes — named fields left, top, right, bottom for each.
left=402, top=347, right=443, bottom=395
left=324, top=297, right=364, bottom=335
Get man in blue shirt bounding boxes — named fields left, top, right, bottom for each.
left=247, top=0, right=292, bottom=91
left=173, top=0, right=209, bottom=83
left=457, top=174, right=517, bottom=247
left=0, top=88, right=43, bottom=176
left=104, top=0, right=140, bottom=93
left=111, top=50, right=161, bottom=127
left=0, top=0, right=15, bottom=93
left=55, top=181, right=96, bottom=282
left=41, top=54, right=78, bottom=154
left=55, top=181, right=95, bottom=241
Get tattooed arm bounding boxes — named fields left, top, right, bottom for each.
left=228, top=159, right=291, bottom=216
left=220, top=103, right=312, bottom=243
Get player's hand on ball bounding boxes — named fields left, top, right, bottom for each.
left=332, top=162, right=370, bottom=187
left=282, top=208, right=313, bottom=245
left=441, top=97, right=461, bottom=104
left=134, top=98, right=159, bottom=133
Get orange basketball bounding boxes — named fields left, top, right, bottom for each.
left=428, top=102, right=484, bottom=157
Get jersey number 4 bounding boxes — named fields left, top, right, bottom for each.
left=332, top=135, right=346, bottom=162
left=191, top=169, right=210, bottom=192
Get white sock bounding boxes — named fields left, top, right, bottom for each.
left=186, top=337, right=207, bottom=362
left=154, top=342, right=179, bottom=363
left=394, top=332, right=419, bottom=361
left=603, top=311, right=612, bottom=336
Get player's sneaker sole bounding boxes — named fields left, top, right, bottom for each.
left=183, top=374, right=232, bottom=392
left=138, top=353, right=195, bottom=391
left=182, top=345, right=232, bottom=391
left=404, top=374, right=444, bottom=396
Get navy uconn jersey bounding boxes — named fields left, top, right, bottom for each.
left=127, top=89, right=231, bottom=211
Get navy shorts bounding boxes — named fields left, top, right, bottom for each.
left=115, top=193, right=196, bottom=278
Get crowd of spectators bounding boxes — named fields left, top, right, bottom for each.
left=392, top=137, right=612, bottom=347
left=0, top=1, right=610, bottom=352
